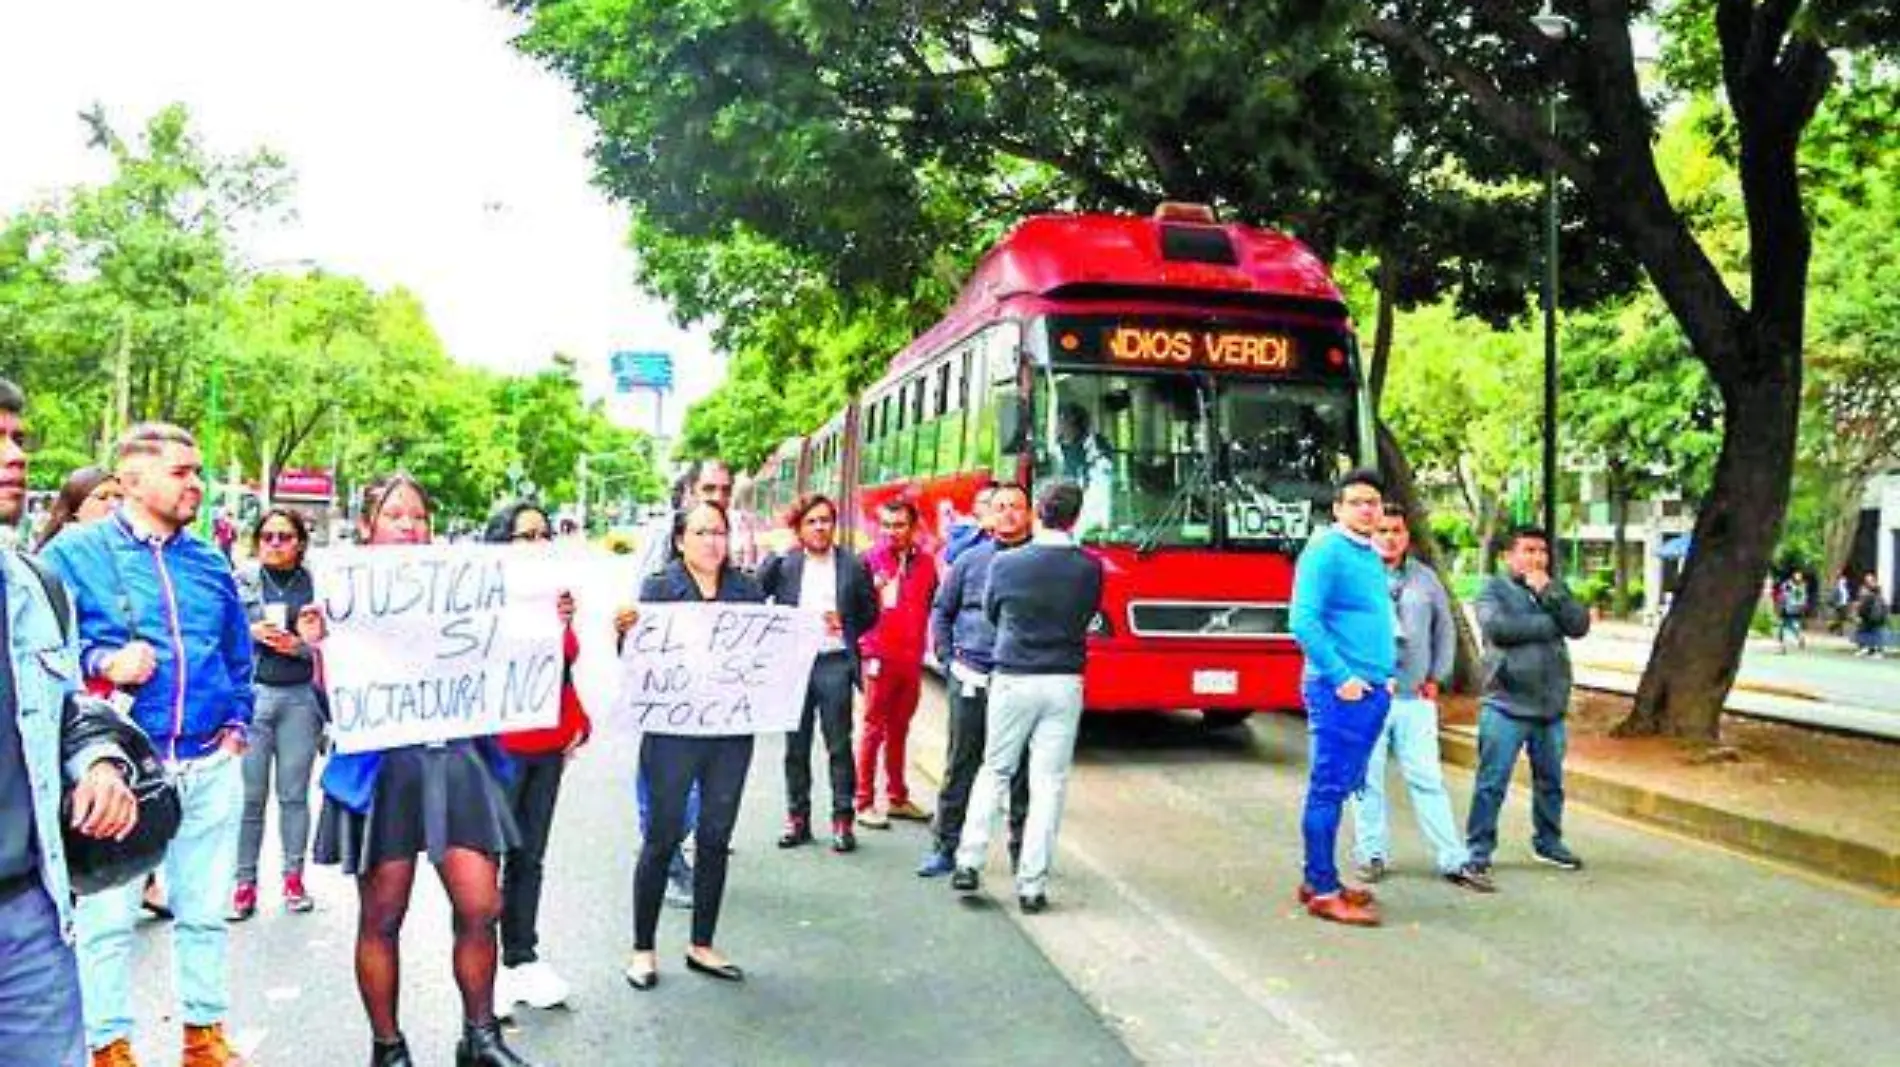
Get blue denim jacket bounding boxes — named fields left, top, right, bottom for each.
left=4, top=553, right=124, bottom=943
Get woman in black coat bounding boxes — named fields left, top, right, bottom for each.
left=620, top=500, right=764, bottom=989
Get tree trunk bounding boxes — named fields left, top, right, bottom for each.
left=1377, top=423, right=1483, bottom=694
left=1618, top=366, right=1799, bottom=740
left=1367, top=254, right=1400, bottom=414
left=1609, top=463, right=1630, bottom=617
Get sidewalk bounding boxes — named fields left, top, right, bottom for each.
left=1435, top=691, right=1900, bottom=897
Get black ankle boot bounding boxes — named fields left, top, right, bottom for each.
left=370, top=1034, right=413, bottom=1067
left=456, top=1019, right=536, bottom=1067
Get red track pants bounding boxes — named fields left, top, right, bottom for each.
left=856, top=657, right=923, bottom=809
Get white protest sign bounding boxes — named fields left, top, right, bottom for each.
left=614, top=603, right=825, bottom=736
left=310, top=545, right=601, bottom=754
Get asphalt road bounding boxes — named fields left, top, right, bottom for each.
left=118, top=677, right=1898, bottom=1067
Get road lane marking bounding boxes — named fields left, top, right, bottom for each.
left=1054, top=835, right=1361, bottom=1067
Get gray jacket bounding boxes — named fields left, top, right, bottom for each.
left=1390, top=558, right=1456, bottom=695
left=1475, top=573, right=1591, bottom=720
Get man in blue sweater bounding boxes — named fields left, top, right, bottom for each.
left=1288, top=469, right=1396, bottom=927
left=950, top=481, right=1103, bottom=913
left=918, top=483, right=1031, bottom=877
left=42, top=423, right=255, bottom=1065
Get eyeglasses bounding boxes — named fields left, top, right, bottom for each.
left=512, top=530, right=552, bottom=542
left=259, top=531, right=300, bottom=545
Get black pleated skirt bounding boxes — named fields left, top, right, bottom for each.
left=312, top=741, right=519, bottom=875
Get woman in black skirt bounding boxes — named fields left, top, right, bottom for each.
left=313, top=473, right=536, bottom=1067
left=620, top=500, right=763, bottom=989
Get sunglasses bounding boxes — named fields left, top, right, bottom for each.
left=512, top=530, right=552, bottom=542
left=259, top=531, right=301, bottom=545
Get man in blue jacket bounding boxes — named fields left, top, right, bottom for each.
left=1288, top=469, right=1396, bottom=927
left=42, top=422, right=255, bottom=1067
left=0, top=378, right=138, bottom=1067
left=917, top=482, right=1031, bottom=878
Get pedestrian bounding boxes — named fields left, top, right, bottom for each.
left=1854, top=573, right=1889, bottom=658
left=1464, top=525, right=1592, bottom=879
left=1775, top=572, right=1808, bottom=652
left=622, top=501, right=761, bottom=990
left=918, top=482, right=1031, bottom=879
left=1350, top=504, right=1494, bottom=893
left=758, top=493, right=880, bottom=853
left=311, top=473, right=535, bottom=1067
left=33, top=466, right=124, bottom=552
left=0, top=377, right=141, bottom=1067
left=230, top=508, right=329, bottom=922
left=941, top=481, right=998, bottom=566
left=486, top=502, right=591, bottom=1016
left=618, top=459, right=734, bottom=907
left=213, top=509, right=237, bottom=564
left=1830, top=569, right=1853, bottom=635
left=950, top=481, right=1103, bottom=913
left=31, top=466, right=166, bottom=921
left=853, top=499, right=939, bottom=829
left=1286, top=469, right=1396, bottom=927
left=41, top=423, right=257, bottom=1066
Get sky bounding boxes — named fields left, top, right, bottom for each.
left=0, top=0, right=720, bottom=437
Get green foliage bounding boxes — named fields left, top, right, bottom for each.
left=1, top=105, right=662, bottom=523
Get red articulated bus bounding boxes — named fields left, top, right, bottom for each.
left=741, top=203, right=1372, bottom=725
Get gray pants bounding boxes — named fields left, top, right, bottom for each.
left=953, top=673, right=1085, bottom=897
left=0, top=885, right=85, bottom=1066
left=237, top=683, right=325, bottom=882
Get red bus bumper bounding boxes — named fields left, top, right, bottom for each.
left=1081, top=639, right=1306, bottom=714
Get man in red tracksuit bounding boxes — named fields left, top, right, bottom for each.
left=855, top=499, right=940, bottom=829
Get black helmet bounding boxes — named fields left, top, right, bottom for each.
left=59, top=694, right=182, bottom=896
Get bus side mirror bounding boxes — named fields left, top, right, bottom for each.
left=997, top=396, right=1026, bottom=456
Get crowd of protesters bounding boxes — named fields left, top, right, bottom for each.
left=7, top=359, right=1893, bottom=1067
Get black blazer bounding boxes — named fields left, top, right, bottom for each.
left=756, top=547, right=880, bottom=682
left=640, top=560, right=767, bottom=605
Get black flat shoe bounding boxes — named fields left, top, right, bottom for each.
left=370, top=1035, right=413, bottom=1067
left=624, top=955, right=659, bottom=990
left=684, top=954, right=745, bottom=982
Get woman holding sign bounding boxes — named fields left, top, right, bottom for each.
left=622, top=500, right=762, bottom=989
left=312, top=473, right=537, bottom=1067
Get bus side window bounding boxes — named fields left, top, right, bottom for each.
left=934, top=359, right=955, bottom=474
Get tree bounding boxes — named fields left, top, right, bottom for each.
left=1363, top=1, right=1898, bottom=739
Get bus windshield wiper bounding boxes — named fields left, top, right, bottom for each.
left=1135, top=376, right=1216, bottom=556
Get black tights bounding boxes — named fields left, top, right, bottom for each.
left=355, top=848, right=503, bottom=1040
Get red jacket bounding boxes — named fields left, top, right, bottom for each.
left=501, top=625, right=592, bottom=756
left=859, top=542, right=939, bottom=664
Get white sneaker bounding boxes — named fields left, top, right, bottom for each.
left=494, top=964, right=521, bottom=1019
left=517, top=960, right=571, bottom=1010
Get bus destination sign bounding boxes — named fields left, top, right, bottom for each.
left=1049, top=317, right=1334, bottom=374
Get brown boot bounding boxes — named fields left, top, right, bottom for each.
left=90, top=1039, right=139, bottom=1067
left=182, top=1023, right=246, bottom=1066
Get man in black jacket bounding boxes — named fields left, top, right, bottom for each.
left=1465, top=526, right=1591, bottom=876
left=950, top=482, right=1102, bottom=913
left=757, top=494, right=879, bottom=853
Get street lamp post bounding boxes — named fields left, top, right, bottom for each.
left=1533, top=3, right=1572, bottom=565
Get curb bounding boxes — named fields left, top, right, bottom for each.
left=1437, top=726, right=1900, bottom=896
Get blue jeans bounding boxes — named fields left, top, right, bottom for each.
left=1300, top=680, right=1391, bottom=895
left=77, top=752, right=243, bottom=1050
left=1464, top=707, right=1567, bottom=866
left=0, top=885, right=85, bottom=1066
left=1352, top=697, right=1470, bottom=874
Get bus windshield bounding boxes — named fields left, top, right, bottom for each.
left=1034, top=368, right=1359, bottom=550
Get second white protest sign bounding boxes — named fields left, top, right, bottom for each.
left=614, top=603, right=825, bottom=736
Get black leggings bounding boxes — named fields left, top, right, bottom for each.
left=633, top=733, right=754, bottom=951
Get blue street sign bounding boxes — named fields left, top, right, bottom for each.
left=611, top=350, right=674, bottom=391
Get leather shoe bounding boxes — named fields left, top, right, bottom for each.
left=370, top=1035, right=414, bottom=1067
left=777, top=817, right=812, bottom=849
left=1297, top=882, right=1375, bottom=907
left=830, top=820, right=857, bottom=854
left=684, top=954, right=744, bottom=982
left=1304, top=892, right=1382, bottom=927
left=950, top=867, right=980, bottom=893
left=455, top=1019, right=536, bottom=1066
left=1019, top=893, right=1048, bottom=914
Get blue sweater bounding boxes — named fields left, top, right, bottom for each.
left=42, top=512, right=256, bottom=762
left=1289, top=527, right=1397, bottom=688
left=984, top=535, right=1103, bottom=675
